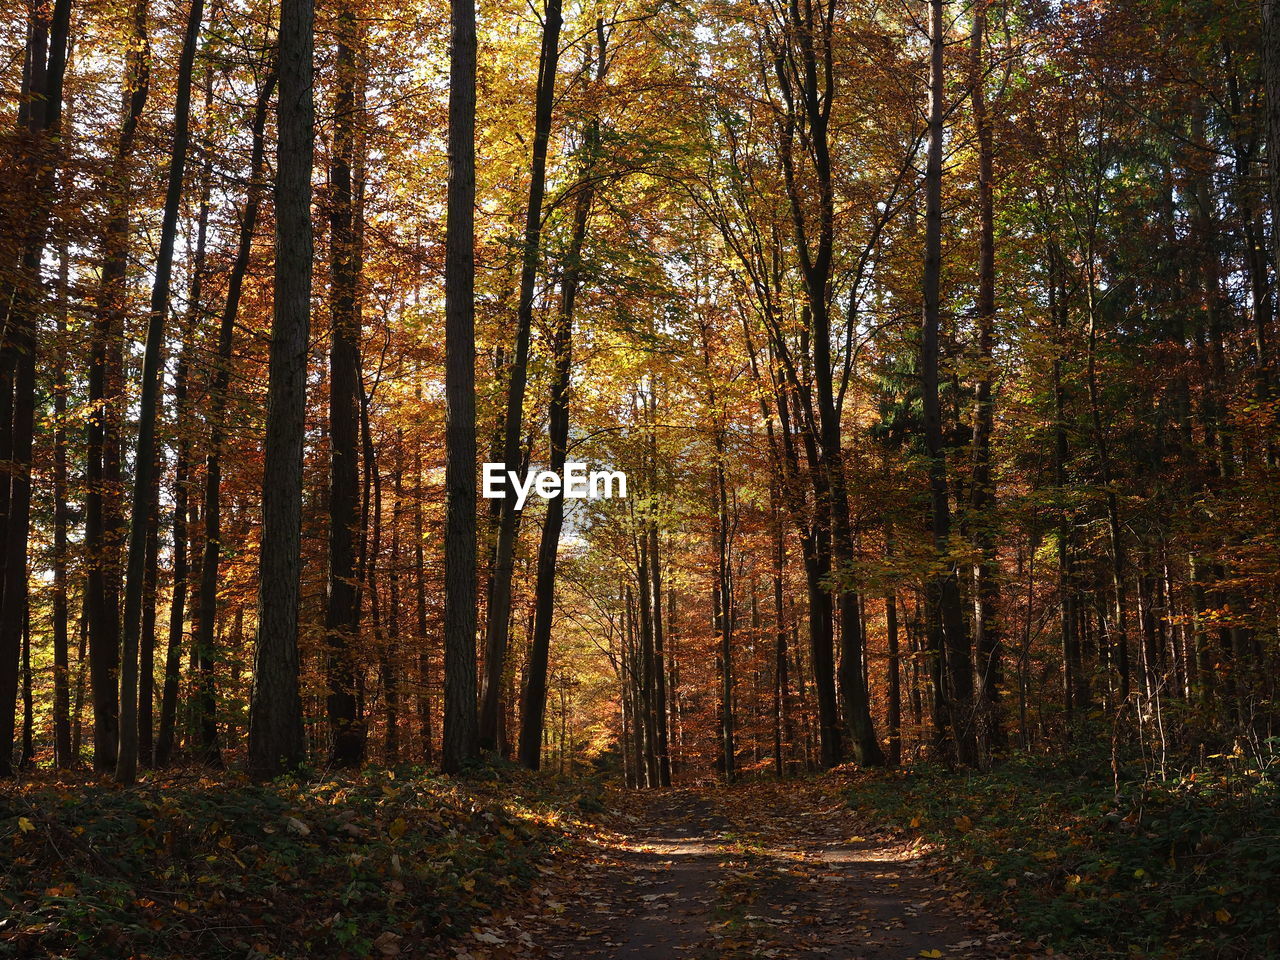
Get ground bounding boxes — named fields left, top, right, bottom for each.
left=12, top=758, right=1266, bottom=958
left=455, top=778, right=1040, bottom=960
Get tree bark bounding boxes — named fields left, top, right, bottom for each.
left=326, top=3, right=365, bottom=767
left=116, top=0, right=205, bottom=783
left=0, top=0, right=72, bottom=777
left=86, top=6, right=144, bottom=757
left=481, top=0, right=564, bottom=751
left=968, top=4, right=1003, bottom=755
left=248, top=0, right=312, bottom=779
left=516, top=162, right=595, bottom=768
left=184, top=70, right=274, bottom=769
left=414, top=430, right=434, bottom=763
left=1263, top=0, right=1280, bottom=277
left=921, top=0, right=977, bottom=766
left=52, top=244, right=72, bottom=767
left=442, top=0, right=480, bottom=773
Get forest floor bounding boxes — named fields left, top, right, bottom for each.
left=5, top=754, right=1276, bottom=959
left=457, top=778, right=1035, bottom=960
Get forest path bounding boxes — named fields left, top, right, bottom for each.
left=463, top=778, right=1027, bottom=960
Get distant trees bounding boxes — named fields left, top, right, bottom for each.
left=4, top=0, right=1280, bottom=784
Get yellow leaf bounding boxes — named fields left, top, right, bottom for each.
left=909, top=815, right=922, bottom=828
left=920, top=950, right=943, bottom=958
left=1215, top=908, right=1232, bottom=924
left=16, top=817, right=34, bottom=834
left=389, top=817, right=408, bottom=840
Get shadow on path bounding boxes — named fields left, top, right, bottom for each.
left=469, top=781, right=1031, bottom=960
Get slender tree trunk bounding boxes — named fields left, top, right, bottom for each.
left=186, top=72, right=273, bottom=769
left=771, top=493, right=793, bottom=775
left=772, top=0, right=882, bottom=767
left=19, top=602, right=32, bottom=767
left=921, top=0, right=976, bottom=765
left=517, top=152, right=594, bottom=768
left=156, top=351, right=190, bottom=767
left=1263, top=0, right=1280, bottom=276
left=648, top=523, right=672, bottom=786
left=326, top=3, right=365, bottom=767
left=248, top=0, right=312, bottom=779
left=0, top=0, right=72, bottom=777
left=414, top=433, right=434, bottom=763
left=1083, top=250, right=1130, bottom=703
left=715, top=430, right=736, bottom=781
left=969, top=4, right=1002, bottom=757
left=87, top=0, right=138, bottom=775
left=1046, top=242, right=1085, bottom=716
left=481, top=0, right=564, bottom=751
left=385, top=432, right=405, bottom=763
left=635, top=530, right=661, bottom=786
left=442, top=0, right=480, bottom=773
left=117, top=0, right=205, bottom=783
left=885, top=589, right=902, bottom=765
left=72, top=603, right=88, bottom=758
left=154, top=67, right=209, bottom=766
left=138, top=451, right=161, bottom=768
left=52, top=246, right=72, bottom=768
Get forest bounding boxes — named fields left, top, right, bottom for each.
left=3, top=0, right=1280, bottom=956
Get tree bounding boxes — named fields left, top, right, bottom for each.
left=441, top=0, right=480, bottom=774
left=248, top=0, right=312, bottom=779
left=84, top=0, right=149, bottom=774
left=920, top=0, right=976, bottom=766
left=480, top=0, right=565, bottom=754
left=117, top=0, right=205, bottom=785
left=0, top=0, right=72, bottom=777
left=325, top=0, right=366, bottom=768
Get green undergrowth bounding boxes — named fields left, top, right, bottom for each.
left=849, top=748, right=1280, bottom=959
left=0, top=763, right=594, bottom=959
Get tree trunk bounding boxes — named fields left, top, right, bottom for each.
left=442, top=0, right=480, bottom=774
left=52, top=245, right=72, bottom=768
left=968, top=5, right=1003, bottom=756
left=0, top=0, right=72, bottom=778
left=648, top=523, right=672, bottom=786
left=87, top=0, right=143, bottom=774
left=517, top=120, right=597, bottom=767
left=248, top=0, right=312, bottom=779
left=156, top=350, right=190, bottom=768
left=921, top=0, right=976, bottom=766
left=138, top=449, right=161, bottom=768
left=481, top=0, right=564, bottom=751
left=184, top=71, right=273, bottom=769
left=326, top=3, right=365, bottom=767
left=715, top=429, right=735, bottom=781
left=1263, top=0, right=1280, bottom=277
left=117, top=0, right=205, bottom=784
left=20, top=602, right=33, bottom=767
left=414, top=431, right=434, bottom=763
left=385, top=432, right=405, bottom=764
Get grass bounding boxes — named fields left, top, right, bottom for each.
left=848, top=744, right=1280, bottom=959
left=0, top=763, right=590, bottom=959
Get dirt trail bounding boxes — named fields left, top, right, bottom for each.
left=479, top=780, right=1029, bottom=960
